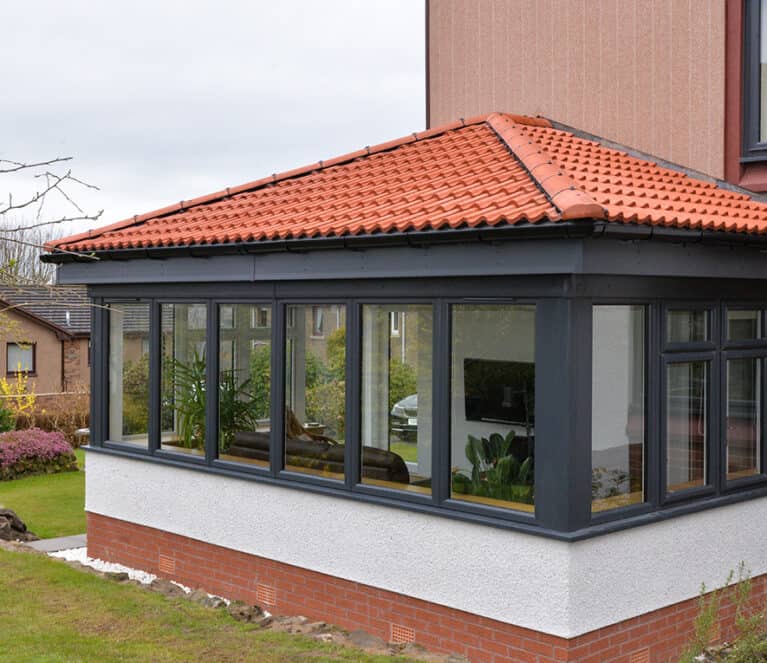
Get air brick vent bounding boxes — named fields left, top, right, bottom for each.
left=390, top=624, right=415, bottom=644
left=158, top=554, right=175, bottom=575
left=629, top=648, right=650, bottom=663
left=256, top=583, right=276, bottom=606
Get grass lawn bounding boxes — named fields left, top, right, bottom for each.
left=0, top=448, right=85, bottom=538
left=390, top=441, right=418, bottom=463
left=0, top=548, right=414, bottom=663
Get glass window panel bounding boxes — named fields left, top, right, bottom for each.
left=218, top=304, right=272, bottom=467
left=108, top=304, right=149, bottom=446
left=361, top=304, right=433, bottom=494
left=727, top=358, right=762, bottom=481
left=667, top=310, right=708, bottom=344
left=284, top=304, right=346, bottom=479
left=6, top=343, right=34, bottom=373
left=727, top=310, right=761, bottom=341
left=450, top=304, right=536, bottom=512
left=591, top=306, right=646, bottom=512
left=666, top=361, right=708, bottom=493
left=161, top=303, right=206, bottom=456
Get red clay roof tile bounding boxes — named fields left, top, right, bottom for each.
left=46, top=113, right=767, bottom=254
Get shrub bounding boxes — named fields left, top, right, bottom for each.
left=0, top=405, right=14, bottom=433
left=0, top=428, right=78, bottom=481
left=18, top=386, right=90, bottom=447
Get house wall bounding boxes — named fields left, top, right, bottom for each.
left=0, top=308, right=63, bottom=394
left=428, top=0, right=727, bottom=179
left=63, top=337, right=89, bottom=391
left=85, top=451, right=767, bottom=640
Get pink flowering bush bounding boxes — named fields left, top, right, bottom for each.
left=0, top=428, right=78, bottom=481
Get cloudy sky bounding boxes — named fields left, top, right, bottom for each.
left=2, top=1, right=424, bottom=237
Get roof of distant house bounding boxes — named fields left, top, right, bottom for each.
left=45, top=112, right=767, bottom=256
left=0, top=285, right=90, bottom=336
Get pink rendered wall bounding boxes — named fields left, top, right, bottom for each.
left=428, top=0, right=726, bottom=178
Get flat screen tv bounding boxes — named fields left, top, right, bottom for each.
left=463, top=358, right=534, bottom=426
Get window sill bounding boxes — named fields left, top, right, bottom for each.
left=736, top=160, right=767, bottom=193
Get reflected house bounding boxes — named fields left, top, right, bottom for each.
left=41, top=5, right=767, bottom=660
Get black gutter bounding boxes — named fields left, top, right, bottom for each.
left=41, top=219, right=767, bottom=265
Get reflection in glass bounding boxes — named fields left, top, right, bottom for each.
left=591, top=306, right=646, bottom=512
left=666, top=361, right=708, bottom=493
left=161, top=303, right=206, bottom=456
left=667, top=310, right=708, bottom=344
left=218, top=304, right=272, bottom=467
left=727, top=358, right=761, bottom=480
left=108, top=303, right=150, bottom=446
left=360, top=305, right=432, bottom=494
left=284, top=304, right=346, bottom=479
left=727, top=310, right=761, bottom=341
left=450, top=305, right=536, bottom=511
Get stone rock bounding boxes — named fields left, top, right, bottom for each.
left=188, top=588, right=211, bottom=604
left=0, top=509, right=39, bottom=542
left=204, top=596, right=228, bottom=609
left=149, top=578, right=186, bottom=598
left=227, top=601, right=265, bottom=623
left=348, top=629, right=387, bottom=651
left=104, top=571, right=129, bottom=582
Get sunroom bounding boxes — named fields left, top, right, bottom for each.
left=43, top=113, right=767, bottom=661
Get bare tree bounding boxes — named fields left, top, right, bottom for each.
left=0, top=219, right=66, bottom=285
left=0, top=156, right=103, bottom=265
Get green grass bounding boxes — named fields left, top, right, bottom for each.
left=0, top=448, right=85, bottom=538
left=0, top=548, right=414, bottom=663
left=390, top=441, right=418, bottom=463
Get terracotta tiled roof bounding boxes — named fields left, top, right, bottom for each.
left=46, top=113, right=767, bottom=254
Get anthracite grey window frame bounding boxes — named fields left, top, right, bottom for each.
left=743, top=0, right=767, bottom=161
left=89, top=279, right=767, bottom=541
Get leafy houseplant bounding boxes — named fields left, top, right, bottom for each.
left=452, top=430, right=534, bottom=504
left=169, top=350, right=207, bottom=449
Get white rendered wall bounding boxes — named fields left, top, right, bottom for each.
left=85, top=452, right=767, bottom=638
left=86, top=452, right=571, bottom=635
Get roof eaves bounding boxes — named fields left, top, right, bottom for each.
left=486, top=113, right=607, bottom=221
left=45, top=114, right=496, bottom=255
left=0, top=298, right=76, bottom=339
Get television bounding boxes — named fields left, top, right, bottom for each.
left=463, top=358, right=534, bottom=426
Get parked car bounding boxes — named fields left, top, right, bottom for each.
left=390, top=394, right=417, bottom=442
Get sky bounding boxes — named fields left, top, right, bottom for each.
left=2, top=1, right=425, bottom=237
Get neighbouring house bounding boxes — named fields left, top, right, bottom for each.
left=427, top=0, right=765, bottom=193
left=0, top=286, right=90, bottom=396
left=42, top=108, right=767, bottom=662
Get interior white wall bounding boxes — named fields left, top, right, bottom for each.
left=450, top=306, right=535, bottom=472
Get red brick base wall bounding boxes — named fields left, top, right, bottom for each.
left=87, top=512, right=767, bottom=663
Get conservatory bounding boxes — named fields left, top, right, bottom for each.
left=44, top=113, right=767, bottom=662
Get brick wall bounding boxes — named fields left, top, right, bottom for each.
left=87, top=512, right=767, bottom=663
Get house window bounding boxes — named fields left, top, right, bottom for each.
left=450, top=304, right=536, bottom=512
left=250, top=307, right=270, bottom=329
left=218, top=304, right=272, bottom=468
left=311, top=306, right=324, bottom=337
left=160, top=303, right=207, bottom=456
left=390, top=311, right=401, bottom=336
left=726, top=357, right=761, bottom=480
left=360, top=304, right=432, bottom=494
left=727, top=309, right=761, bottom=341
left=666, top=360, right=709, bottom=493
left=284, top=304, right=346, bottom=480
left=743, top=0, right=767, bottom=159
left=107, top=303, right=149, bottom=446
left=6, top=342, right=34, bottom=374
left=591, top=306, right=646, bottom=513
